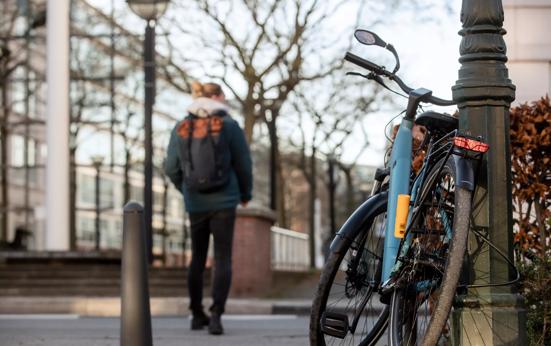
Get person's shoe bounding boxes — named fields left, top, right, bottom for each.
left=208, top=313, right=223, bottom=335
left=190, top=311, right=210, bottom=330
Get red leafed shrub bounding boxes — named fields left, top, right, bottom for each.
left=510, top=96, right=551, bottom=260
left=510, top=96, right=551, bottom=346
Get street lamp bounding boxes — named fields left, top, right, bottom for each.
left=451, top=0, right=525, bottom=343
left=126, top=0, right=169, bottom=263
left=91, top=155, right=105, bottom=251
left=127, top=0, right=169, bottom=20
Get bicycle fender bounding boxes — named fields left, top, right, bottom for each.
left=329, top=191, right=388, bottom=255
left=453, top=155, right=475, bottom=191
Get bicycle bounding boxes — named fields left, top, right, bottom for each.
left=309, top=29, right=494, bottom=346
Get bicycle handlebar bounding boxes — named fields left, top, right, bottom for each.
left=344, top=52, right=386, bottom=75
left=344, top=52, right=456, bottom=107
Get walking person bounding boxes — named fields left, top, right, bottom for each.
left=164, top=81, right=253, bottom=335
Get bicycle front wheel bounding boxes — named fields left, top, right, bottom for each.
left=310, top=193, right=388, bottom=346
left=389, top=157, right=472, bottom=346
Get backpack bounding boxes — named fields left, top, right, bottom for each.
left=176, top=111, right=231, bottom=192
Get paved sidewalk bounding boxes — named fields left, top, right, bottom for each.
left=0, top=297, right=313, bottom=316
left=0, top=315, right=310, bottom=346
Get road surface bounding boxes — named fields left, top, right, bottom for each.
left=0, top=314, right=309, bottom=346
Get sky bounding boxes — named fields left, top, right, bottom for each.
left=88, top=0, right=464, bottom=168
left=341, top=1, right=463, bottom=167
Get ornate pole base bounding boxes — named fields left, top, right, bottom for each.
left=452, top=293, right=526, bottom=345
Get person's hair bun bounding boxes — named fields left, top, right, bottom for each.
left=190, top=80, right=223, bottom=99
left=191, top=80, right=204, bottom=99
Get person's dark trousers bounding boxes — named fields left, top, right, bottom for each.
left=188, top=207, right=236, bottom=316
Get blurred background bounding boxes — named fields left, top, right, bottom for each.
left=0, top=0, right=459, bottom=266
left=0, top=4, right=548, bottom=342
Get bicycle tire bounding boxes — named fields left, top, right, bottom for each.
left=388, top=157, right=472, bottom=346
left=310, top=193, right=389, bottom=346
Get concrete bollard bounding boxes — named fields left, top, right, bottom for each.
left=121, top=202, right=152, bottom=346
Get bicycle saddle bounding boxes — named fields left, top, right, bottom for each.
left=415, top=111, right=458, bottom=136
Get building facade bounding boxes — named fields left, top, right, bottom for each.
left=1, top=0, right=188, bottom=261
left=504, top=0, right=551, bottom=104
left=1, top=0, right=378, bottom=268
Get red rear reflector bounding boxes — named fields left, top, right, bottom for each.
left=453, top=137, right=489, bottom=153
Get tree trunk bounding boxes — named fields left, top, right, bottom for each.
left=161, top=179, right=169, bottom=265
left=276, top=164, right=286, bottom=227
left=266, top=117, right=286, bottom=227
left=123, top=148, right=131, bottom=204
left=327, top=159, right=337, bottom=239
left=269, top=124, right=277, bottom=211
left=321, top=159, right=338, bottom=261
left=308, top=149, right=317, bottom=269
left=243, top=109, right=256, bottom=144
left=0, top=79, right=9, bottom=242
left=69, top=147, right=77, bottom=250
left=343, top=167, right=355, bottom=215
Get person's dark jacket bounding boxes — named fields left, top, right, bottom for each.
left=164, top=99, right=252, bottom=213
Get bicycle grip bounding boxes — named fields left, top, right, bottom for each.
left=344, top=52, right=385, bottom=75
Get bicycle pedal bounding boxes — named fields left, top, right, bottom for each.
left=320, top=311, right=349, bottom=339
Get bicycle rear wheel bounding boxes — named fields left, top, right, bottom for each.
left=310, top=194, right=388, bottom=346
left=389, top=157, right=472, bottom=346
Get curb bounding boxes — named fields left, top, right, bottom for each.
left=0, top=297, right=312, bottom=317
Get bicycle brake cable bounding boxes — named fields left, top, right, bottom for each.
left=347, top=71, right=408, bottom=99
left=371, top=73, right=408, bottom=99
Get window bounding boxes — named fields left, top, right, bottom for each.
left=27, top=139, right=36, bottom=166
left=153, top=190, right=164, bottom=212
left=153, top=233, right=163, bottom=253
left=78, top=174, right=95, bottom=205
left=130, top=185, right=143, bottom=203
left=169, top=192, right=184, bottom=218
left=11, top=135, right=25, bottom=167
left=100, top=177, right=114, bottom=208
left=110, top=220, right=122, bottom=249
left=77, top=216, right=95, bottom=243
left=99, top=219, right=110, bottom=248
left=39, top=144, right=47, bottom=165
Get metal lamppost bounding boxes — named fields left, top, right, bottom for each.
left=91, top=155, right=104, bottom=251
left=126, top=0, right=169, bottom=262
left=452, top=0, right=526, bottom=343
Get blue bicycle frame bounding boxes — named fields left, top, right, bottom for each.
left=380, top=86, right=438, bottom=284
left=380, top=122, right=459, bottom=287
left=381, top=117, right=413, bottom=283
left=332, top=50, right=477, bottom=291
left=381, top=109, right=460, bottom=286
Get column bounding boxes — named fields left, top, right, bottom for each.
left=451, top=0, right=526, bottom=344
left=45, top=0, right=70, bottom=250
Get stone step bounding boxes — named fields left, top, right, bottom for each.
left=0, top=287, right=188, bottom=296
left=0, top=254, right=213, bottom=298
left=0, top=264, right=209, bottom=297
left=0, top=277, right=190, bottom=286
left=0, top=264, right=186, bottom=272
left=0, top=270, right=189, bottom=279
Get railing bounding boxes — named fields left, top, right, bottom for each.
left=271, top=226, right=310, bottom=271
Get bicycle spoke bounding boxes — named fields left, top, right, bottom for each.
left=311, top=197, right=389, bottom=346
